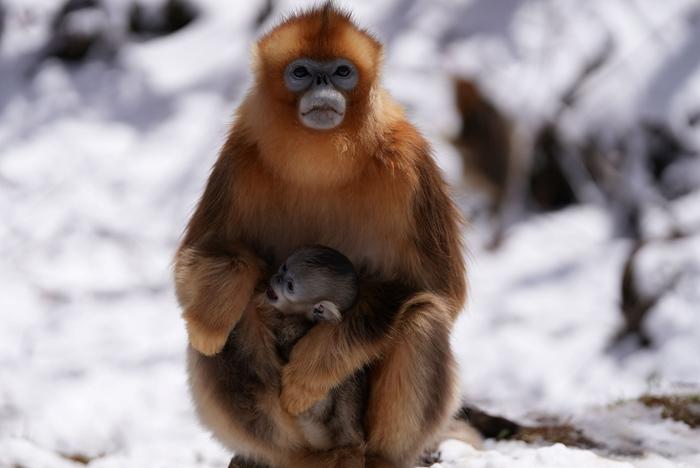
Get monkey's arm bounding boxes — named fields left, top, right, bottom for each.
left=175, top=148, right=267, bottom=356
left=175, top=243, right=265, bottom=356
left=281, top=280, right=413, bottom=415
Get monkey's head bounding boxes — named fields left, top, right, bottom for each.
left=266, top=245, right=358, bottom=317
left=252, top=4, right=382, bottom=133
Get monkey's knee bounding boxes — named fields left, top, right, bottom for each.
left=365, top=293, right=460, bottom=466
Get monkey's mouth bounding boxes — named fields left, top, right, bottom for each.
left=301, top=105, right=343, bottom=117
left=266, top=287, right=278, bottom=302
left=298, top=91, right=347, bottom=130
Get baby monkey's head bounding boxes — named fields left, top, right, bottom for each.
left=266, top=246, right=358, bottom=322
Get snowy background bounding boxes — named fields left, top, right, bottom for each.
left=1, top=0, right=699, bottom=467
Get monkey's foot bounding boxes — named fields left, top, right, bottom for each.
left=323, top=446, right=365, bottom=468
left=365, top=455, right=400, bottom=468
left=185, top=316, right=229, bottom=356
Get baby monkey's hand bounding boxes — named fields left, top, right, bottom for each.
left=312, top=300, right=342, bottom=322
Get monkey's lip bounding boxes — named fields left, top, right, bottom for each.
left=266, top=287, right=278, bottom=302
left=301, top=105, right=343, bottom=116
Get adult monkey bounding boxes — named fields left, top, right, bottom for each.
left=175, top=4, right=466, bottom=468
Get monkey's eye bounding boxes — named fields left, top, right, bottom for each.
left=281, top=264, right=287, bottom=272
left=292, top=66, right=310, bottom=78
left=286, top=280, right=294, bottom=293
left=334, top=65, right=351, bottom=77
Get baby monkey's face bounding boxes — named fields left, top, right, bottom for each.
left=266, top=260, right=307, bottom=313
left=265, top=246, right=358, bottom=323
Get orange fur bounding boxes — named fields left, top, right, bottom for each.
left=176, top=4, right=467, bottom=467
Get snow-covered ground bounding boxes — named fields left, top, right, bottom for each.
left=1, top=1, right=699, bottom=467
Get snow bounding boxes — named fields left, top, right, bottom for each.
left=437, top=440, right=700, bottom=468
left=1, top=1, right=699, bottom=467
left=457, top=204, right=700, bottom=413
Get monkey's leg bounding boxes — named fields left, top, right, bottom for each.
left=175, top=244, right=265, bottom=356
left=364, top=293, right=460, bottom=468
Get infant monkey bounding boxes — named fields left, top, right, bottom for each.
left=267, top=245, right=365, bottom=450
left=266, top=246, right=357, bottom=351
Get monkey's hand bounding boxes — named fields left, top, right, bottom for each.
left=311, top=301, right=342, bottom=323
left=176, top=244, right=266, bottom=356
left=185, top=316, right=234, bottom=357
left=281, top=364, right=330, bottom=415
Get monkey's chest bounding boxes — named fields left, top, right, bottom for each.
left=245, top=192, right=409, bottom=274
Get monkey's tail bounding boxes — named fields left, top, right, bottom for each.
left=437, top=417, right=484, bottom=449
left=428, top=404, right=523, bottom=451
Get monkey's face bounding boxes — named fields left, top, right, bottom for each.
left=266, top=261, right=300, bottom=313
left=283, top=58, right=358, bottom=130
left=254, top=7, right=382, bottom=138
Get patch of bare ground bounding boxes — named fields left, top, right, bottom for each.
left=638, top=393, right=700, bottom=428
left=457, top=405, right=599, bottom=449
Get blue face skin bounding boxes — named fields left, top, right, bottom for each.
left=283, top=58, right=359, bottom=130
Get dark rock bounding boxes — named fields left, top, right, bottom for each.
left=129, top=0, right=198, bottom=39
left=47, top=0, right=112, bottom=63
left=529, top=124, right=577, bottom=211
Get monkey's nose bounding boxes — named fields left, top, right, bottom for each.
left=315, top=74, right=329, bottom=86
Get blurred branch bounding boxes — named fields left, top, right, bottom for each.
left=556, top=35, right=614, bottom=119
left=254, top=0, right=275, bottom=30
left=609, top=236, right=686, bottom=353
left=0, top=1, right=5, bottom=44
